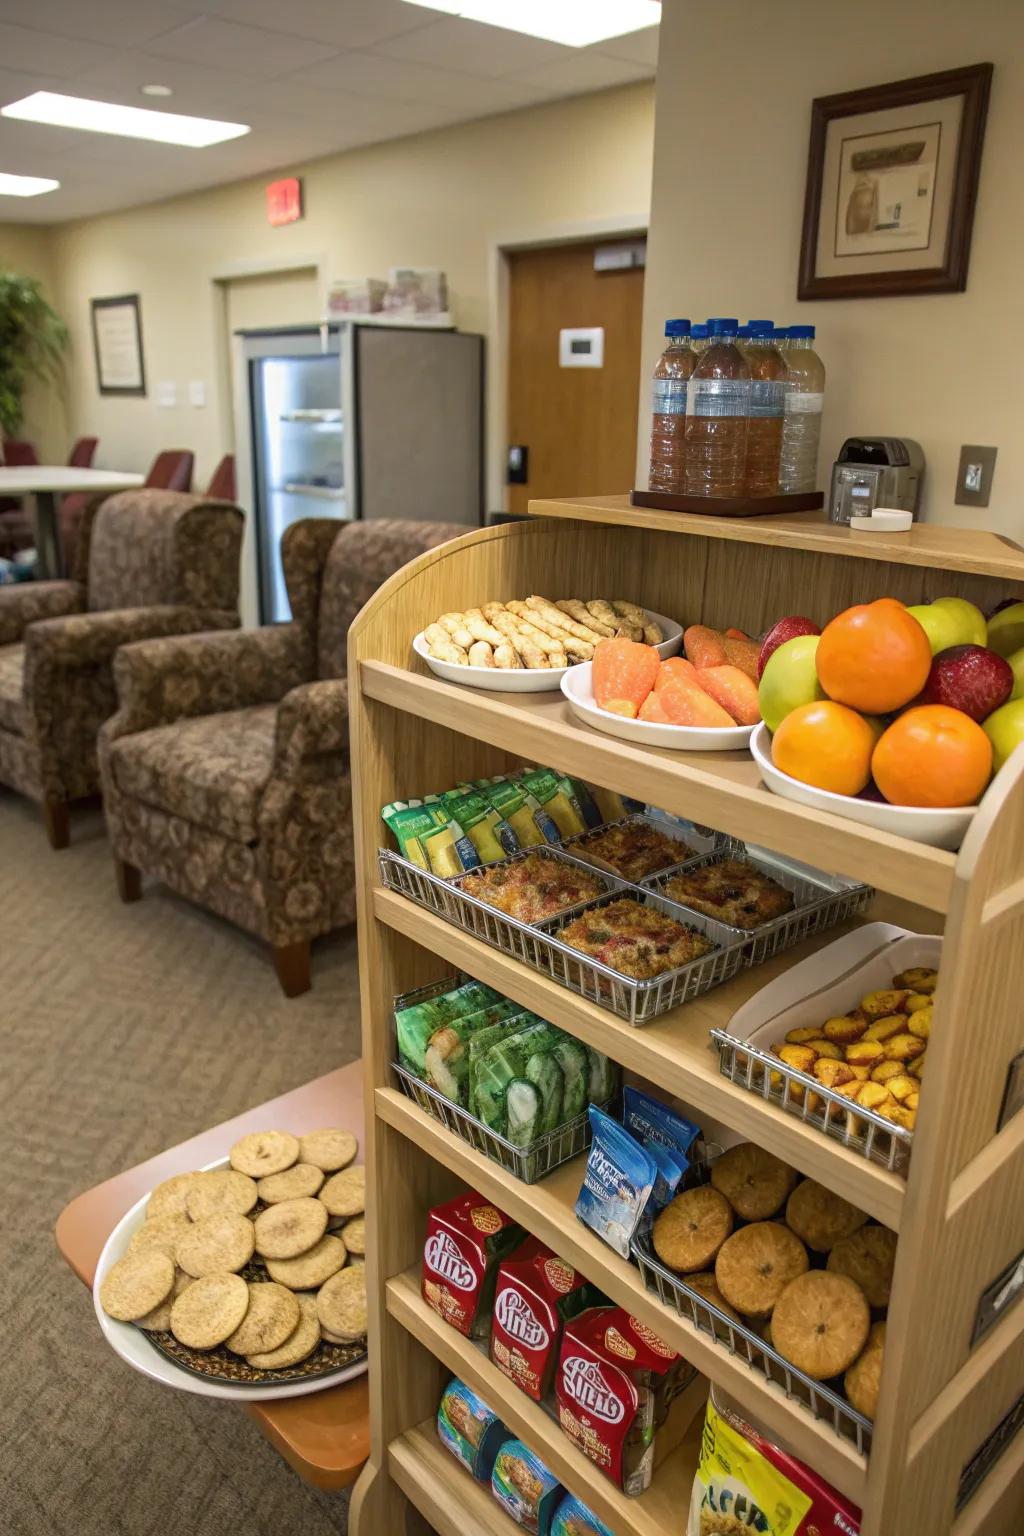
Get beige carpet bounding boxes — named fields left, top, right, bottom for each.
left=0, top=788, right=362, bottom=1536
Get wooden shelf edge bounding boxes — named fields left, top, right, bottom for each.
left=385, top=1268, right=705, bottom=1536
left=359, top=658, right=956, bottom=914
left=389, top=1422, right=511, bottom=1536
left=375, top=1087, right=869, bottom=1506
left=372, top=887, right=906, bottom=1230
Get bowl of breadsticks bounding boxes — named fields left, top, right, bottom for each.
left=413, top=597, right=682, bottom=691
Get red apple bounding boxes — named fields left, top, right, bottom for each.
left=916, top=644, right=1013, bottom=721
left=757, top=616, right=821, bottom=679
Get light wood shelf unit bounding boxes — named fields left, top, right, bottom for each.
left=348, top=506, right=1024, bottom=1536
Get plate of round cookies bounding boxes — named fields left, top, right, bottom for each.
left=93, top=1127, right=369, bottom=1401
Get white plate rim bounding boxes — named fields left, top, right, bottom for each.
left=92, top=1156, right=368, bottom=1403
left=560, top=660, right=756, bottom=751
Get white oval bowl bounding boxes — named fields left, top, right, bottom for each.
left=749, top=721, right=977, bottom=851
left=92, top=1157, right=367, bottom=1402
left=561, top=661, right=755, bottom=751
left=414, top=609, right=682, bottom=693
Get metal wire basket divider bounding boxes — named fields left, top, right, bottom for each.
left=708, top=1030, right=913, bottom=1173
left=558, top=813, right=739, bottom=880
left=391, top=974, right=612, bottom=1184
left=630, top=1232, right=873, bottom=1456
left=377, top=847, right=749, bottom=1026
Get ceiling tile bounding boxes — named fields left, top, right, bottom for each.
left=294, top=50, right=552, bottom=110
left=513, top=52, right=651, bottom=96
left=147, top=17, right=337, bottom=79
left=0, top=1, right=195, bottom=49
left=592, top=25, right=659, bottom=67
left=374, top=16, right=571, bottom=77
left=0, top=21, right=109, bottom=77
left=211, top=0, right=438, bottom=49
left=0, top=116, right=86, bottom=160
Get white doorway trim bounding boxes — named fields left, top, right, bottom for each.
left=487, top=213, right=648, bottom=514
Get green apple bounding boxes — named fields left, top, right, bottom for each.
left=758, top=634, right=825, bottom=733
left=983, top=697, right=1024, bottom=773
left=988, top=602, right=1024, bottom=659
left=930, top=596, right=987, bottom=647
left=1007, top=646, right=1024, bottom=701
left=906, top=603, right=963, bottom=656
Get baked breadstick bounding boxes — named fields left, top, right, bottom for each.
left=489, top=604, right=564, bottom=659
left=487, top=607, right=552, bottom=668
left=506, top=601, right=593, bottom=661
left=468, top=641, right=494, bottom=667
left=493, top=642, right=519, bottom=669
left=425, top=624, right=469, bottom=665
left=611, top=599, right=649, bottom=629
left=586, top=599, right=620, bottom=632
left=557, top=599, right=615, bottom=638
left=438, top=612, right=474, bottom=650
left=526, top=596, right=601, bottom=644
left=463, top=607, right=505, bottom=646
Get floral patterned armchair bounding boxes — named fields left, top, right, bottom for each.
left=0, top=489, right=243, bottom=848
left=98, top=518, right=467, bottom=997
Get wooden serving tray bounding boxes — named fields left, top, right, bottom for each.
left=630, top=488, right=825, bottom=517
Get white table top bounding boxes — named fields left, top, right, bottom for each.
left=0, top=467, right=145, bottom=493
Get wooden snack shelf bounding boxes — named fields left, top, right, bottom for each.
left=347, top=503, right=1024, bottom=1536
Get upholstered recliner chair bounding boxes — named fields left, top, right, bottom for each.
left=0, top=489, right=244, bottom=848
left=98, top=517, right=466, bottom=997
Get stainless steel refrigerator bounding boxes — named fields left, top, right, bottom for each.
left=236, top=322, right=484, bottom=623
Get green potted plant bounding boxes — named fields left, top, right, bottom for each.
left=0, top=271, right=68, bottom=442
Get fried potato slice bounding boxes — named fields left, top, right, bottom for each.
left=814, top=1059, right=855, bottom=1089
left=892, top=968, right=937, bottom=994
left=777, top=1043, right=817, bottom=1074
left=908, top=1005, right=932, bottom=1039
left=870, top=1060, right=905, bottom=1085
left=804, top=1038, right=843, bottom=1060
left=784, top=1026, right=823, bottom=1045
left=887, top=1075, right=917, bottom=1103
left=905, top=992, right=931, bottom=1013
left=908, top=1053, right=926, bottom=1079
left=883, top=1033, right=927, bottom=1062
left=822, top=1015, right=867, bottom=1044
left=846, top=1040, right=885, bottom=1065
left=860, top=989, right=912, bottom=1019
left=862, top=1015, right=906, bottom=1043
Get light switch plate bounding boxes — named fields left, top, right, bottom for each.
left=955, top=444, right=997, bottom=507
left=189, top=380, right=206, bottom=408
left=157, top=380, right=177, bottom=408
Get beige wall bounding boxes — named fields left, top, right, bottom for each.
left=0, top=223, right=67, bottom=460
left=46, top=83, right=654, bottom=499
left=641, top=1, right=1021, bottom=534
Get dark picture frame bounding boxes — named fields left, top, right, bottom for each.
left=90, top=293, right=146, bottom=395
left=798, top=63, right=992, bottom=300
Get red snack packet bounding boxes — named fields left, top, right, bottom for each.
left=421, top=1192, right=523, bottom=1339
left=489, top=1241, right=599, bottom=1402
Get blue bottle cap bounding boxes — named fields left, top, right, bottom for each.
left=747, top=320, right=775, bottom=336
left=665, top=318, right=691, bottom=337
left=737, top=325, right=752, bottom=340
left=690, top=324, right=709, bottom=338
left=707, top=318, right=739, bottom=336
left=789, top=324, right=816, bottom=339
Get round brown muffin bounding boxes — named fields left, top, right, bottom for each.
left=711, top=1142, right=797, bottom=1221
left=785, top=1179, right=868, bottom=1253
left=771, top=1271, right=870, bottom=1380
left=827, top=1225, right=897, bottom=1309
left=653, top=1186, right=733, bottom=1273
left=715, top=1221, right=809, bottom=1316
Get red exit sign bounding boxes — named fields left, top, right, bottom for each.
left=266, top=176, right=303, bottom=227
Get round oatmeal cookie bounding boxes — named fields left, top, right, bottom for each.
left=711, top=1143, right=797, bottom=1221
left=298, top=1128, right=358, bottom=1172
left=786, top=1179, right=868, bottom=1253
left=224, top=1282, right=301, bottom=1356
left=845, top=1321, right=886, bottom=1419
left=146, top=1171, right=203, bottom=1221
left=127, top=1212, right=192, bottom=1262
left=317, top=1266, right=367, bottom=1341
left=771, top=1271, right=870, bottom=1380
left=827, top=1225, right=897, bottom=1310
left=229, top=1130, right=300, bottom=1178
left=136, top=1268, right=195, bottom=1332
left=254, top=1197, right=328, bottom=1260
left=319, top=1165, right=366, bottom=1219
left=185, top=1169, right=258, bottom=1222
left=257, top=1163, right=325, bottom=1205
left=340, top=1216, right=365, bottom=1256
left=715, top=1221, right=809, bottom=1316
left=652, top=1187, right=733, bottom=1273
left=99, top=1250, right=175, bottom=1322
left=170, top=1271, right=249, bottom=1350
left=247, top=1292, right=321, bottom=1369
left=176, top=1212, right=255, bottom=1278
left=266, top=1235, right=347, bottom=1290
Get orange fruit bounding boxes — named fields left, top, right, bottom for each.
left=872, top=705, right=992, bottom=807
left=771, top=701, right=876, bottom=796
left=816, top=599, right=931, bottom=713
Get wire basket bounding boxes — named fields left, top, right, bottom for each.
left=631, top=1232, right=873, bottom=1456
left=559, top=813, right=738, bottom=883
left=379, top=849, right=747, bottom=1026
left=709, top=1029, right=912, bottom=1173
left=642, top=845, right=874, bottom=968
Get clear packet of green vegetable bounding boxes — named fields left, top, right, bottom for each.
left=394, top=979, right=500, bottom=1074
left=424, top=998, right=522, bottom=1104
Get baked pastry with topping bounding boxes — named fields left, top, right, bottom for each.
left=662, top=857, right=794, bottom=929
left=460, top=851, right=605, bottom=923
left=572, top=820, right=693, bottom=882
left=558, top=897, right=715, bottom=979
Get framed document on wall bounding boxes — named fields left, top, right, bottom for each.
left=91, top=293, right=146, bottom=395
left=798, top=63, right=992, bottom=300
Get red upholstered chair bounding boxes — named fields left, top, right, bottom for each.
left=0, top=439, right=41, bottom=542
left=68, top=437, right=98, bottom=469
left=2, top=439, right=39, bottom=466
left=145, top=450, right=194, bottom=492
left=205, top=454, right=236, bottom=501
left=59, top=438, right=101, bottom=568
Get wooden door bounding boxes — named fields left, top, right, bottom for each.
left=506, top=241, right=644, bottom=514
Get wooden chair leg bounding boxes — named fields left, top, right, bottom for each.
left=114, top=858, right=142, bottom=903
left=42, top=796, right=70, bottom=850
left=273, top=940, right=312, bottom=998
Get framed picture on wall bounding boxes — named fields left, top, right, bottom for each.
left=798, top=63, right=992, bottom=300
left=91, top=293, right=146, bottom=395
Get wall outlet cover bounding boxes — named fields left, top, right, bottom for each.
left=189, top=380, right=206, bottom=407
left=955, top=444, right=997, bottom=508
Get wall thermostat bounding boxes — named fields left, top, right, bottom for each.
left=559, top=327, right=604, bottom=368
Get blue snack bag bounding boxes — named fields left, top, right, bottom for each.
left=551, top=1492, right=614, bottom=1536
left=622, top=1085, right=701, bottom=1163
left=643, top=1137, right=686, bottom=1226
left=576, top=1106, right=656, bottom=1259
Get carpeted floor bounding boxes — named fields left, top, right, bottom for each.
left=0, top=789, right=362, bottom=1536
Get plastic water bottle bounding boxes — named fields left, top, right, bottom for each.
left=648, top=319, right=694, bottom=493
left=779, top=324, right=826, bottom=493
left=684, top=318, right=751, bottom=498
left=744, top=321, right=787, bottom=495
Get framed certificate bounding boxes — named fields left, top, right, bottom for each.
left=91, top=293, right=146, bottom=395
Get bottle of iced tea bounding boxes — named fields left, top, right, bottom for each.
left=744, top=321, right=787, bottom=495
left=648, top=319, right=694, bottom=494
left=684, top=318, right=751, bottom=498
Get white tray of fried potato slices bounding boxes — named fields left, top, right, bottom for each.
left=414, top=596, right=682, bottom=692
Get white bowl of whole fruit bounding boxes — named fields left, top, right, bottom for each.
left=751, top=597, right=1024, bottom=850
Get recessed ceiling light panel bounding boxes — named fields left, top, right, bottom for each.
left=0, top=171, right=60, bottom=197
left=1, top=92, right=249, bottom=148
left=402, top=0, right=661, bottom=47
left=141, top=84, right=174, bottom=98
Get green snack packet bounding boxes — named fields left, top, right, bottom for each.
left=472, top=776, right=541, bottom=849
left=382, top=798, right=479, bottom=876
left=441, top=786, right=518, bottom=864
left=517, top=767, right=588, bottom=839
